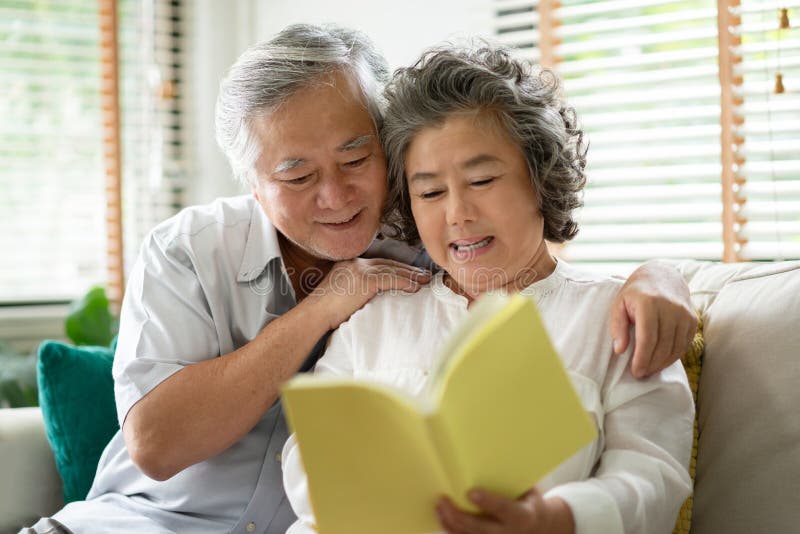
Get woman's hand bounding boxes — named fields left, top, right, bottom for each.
left=305, top=258, right=431, bottom=330
left=610, top=261, right=696, bottom=378
left=436, top=488, right=574, bottom=534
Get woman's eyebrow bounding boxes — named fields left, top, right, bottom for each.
left=461, top=154, right=502, bottom=169
left=409, top=154, right=504, bottom=183
left=409, top=171, right=438, bottom=183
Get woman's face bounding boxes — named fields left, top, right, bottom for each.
left=405, top=113, right=552, bottom=299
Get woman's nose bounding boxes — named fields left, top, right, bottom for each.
left=445, top=191, right=477, bottom=227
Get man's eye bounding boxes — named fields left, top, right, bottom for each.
left=420, top=190, right=443, bottom=200
left=344, top=156, right=369, bottom=168
left=287, top=174, right=313, bottom=185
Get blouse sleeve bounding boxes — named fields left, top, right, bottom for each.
left=282, top=317, right=359, bottom=530
left=545, top=349, right=694, bottom=534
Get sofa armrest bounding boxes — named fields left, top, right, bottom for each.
left=0, top=408, right=63, bottom=532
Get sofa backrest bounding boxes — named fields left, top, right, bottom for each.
left=673, top=260, right=800, bottom=534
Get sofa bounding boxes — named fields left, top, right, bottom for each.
left=1, top=259, right=798, bottom=534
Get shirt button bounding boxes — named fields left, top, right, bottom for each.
left=246, top=521, right=256, bottom=532
left=274, top=451, right=282, bottom=463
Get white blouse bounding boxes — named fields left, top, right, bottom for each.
left=283, top=260, right=694, bottom=534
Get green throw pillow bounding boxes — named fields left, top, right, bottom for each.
left=37, top=340, right=119, bottom=503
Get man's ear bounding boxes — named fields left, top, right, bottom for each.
left=251, top=184, right=261, bottom=202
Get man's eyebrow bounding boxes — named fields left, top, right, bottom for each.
left=273, top=158, right=307, bottom=174
left=337, top=134, right=374, bottom=152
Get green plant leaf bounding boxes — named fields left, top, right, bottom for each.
left=65, top=286, right=115, bottom=346
left=0, top=347, right=39, bottom=408
left=0, top=380, right=38, bottom=408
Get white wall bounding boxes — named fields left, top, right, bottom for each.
left=255, top=0, right=493, bottom=71
left=185, top=0, right=493, bottom=205
left=184, top=0, right=259, bottom=204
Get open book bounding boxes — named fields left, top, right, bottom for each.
left=281, top=293, right=597, bottom=534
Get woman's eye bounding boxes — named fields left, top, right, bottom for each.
left=420, top=190, right=443, bottom=200
left=344, top=156, right=369, bottom=168
left=471, top=177, right=495, bottom=187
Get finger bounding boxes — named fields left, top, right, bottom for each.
left=468, top=489, right=522, bottom=523
left=436, top=499, right=468, bottom=534
left=652, top=320, right=682, bottom=375
left=671, top=320, right=689, bottom=364
left=360, top=257, right=431, bottom=273
left=369, top=272, right=427, bottom=294
left=372, top=265, right=432, bottom=282
left=609, top=295, right=632, bottom=355
left=363, top=265, right=432, bottom=288
left=437, top=498, right=496, bottom=534
left=667, top=319, right=694, bottom=371
left=519, top=486, right=543, bottom=506
left=678, top=311, right=699, bottom=358
left=647, top=312, right=676, bottom=376
left=631, top=305, right=658, bottom=379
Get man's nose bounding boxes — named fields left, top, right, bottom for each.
left=316, top=170, right=353, bottom=211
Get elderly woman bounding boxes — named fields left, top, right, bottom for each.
left=282, top=43, right=693, bottom=534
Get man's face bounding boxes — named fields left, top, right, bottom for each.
left=251, top=71, right=387, bottom=263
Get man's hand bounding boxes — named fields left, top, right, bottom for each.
left=307, top=258, right=431, bottom=330
left=610, top=261, right=697, bottom=378
left=436, top=488, right=574, bottom=534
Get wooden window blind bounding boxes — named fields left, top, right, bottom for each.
left=0, top=0, right=187, bottom=305
left=730, top=1, right=800, bottom=260
left=493, top=0, right=799, bottom=269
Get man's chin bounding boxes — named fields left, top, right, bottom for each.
left=312, top=234, right=377, bottom=261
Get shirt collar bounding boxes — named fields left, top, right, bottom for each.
left=430, top=259, right=565, bottom=307
left=237, top=198, right=283, bottom=283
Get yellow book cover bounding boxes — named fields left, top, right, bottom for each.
left=281, top=293, right=597, bottom=534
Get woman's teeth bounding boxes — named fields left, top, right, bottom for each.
left=453, top=237, right=492, bottom=251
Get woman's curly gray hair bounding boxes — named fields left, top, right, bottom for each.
left=381, top=43, right=587, bottom=244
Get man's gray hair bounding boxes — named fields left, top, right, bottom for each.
left=382, top=43, right=587, bottom=244
left=215, top=24, right=389, bottom=187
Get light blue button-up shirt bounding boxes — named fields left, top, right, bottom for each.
left=53, top=195, right=331, bottom=534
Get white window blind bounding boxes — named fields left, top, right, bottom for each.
left=0, top=0, right=187, bottom=304
left=119, top=0, right=187, bottom=270
left=1, top=1, right=106, bottom=303
left=493, top=0, right=800, bottom=269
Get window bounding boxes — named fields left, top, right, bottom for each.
left=0, top=0, right=186, bottom=305
left=732, top=2, right=800, bottom=259
left=494, top=0, right=800, bottom=271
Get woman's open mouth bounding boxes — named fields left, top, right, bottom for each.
left=449, top=236, right=494, bottom=261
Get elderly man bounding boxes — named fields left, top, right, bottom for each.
left=24, top=24, right=696, bottom=534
